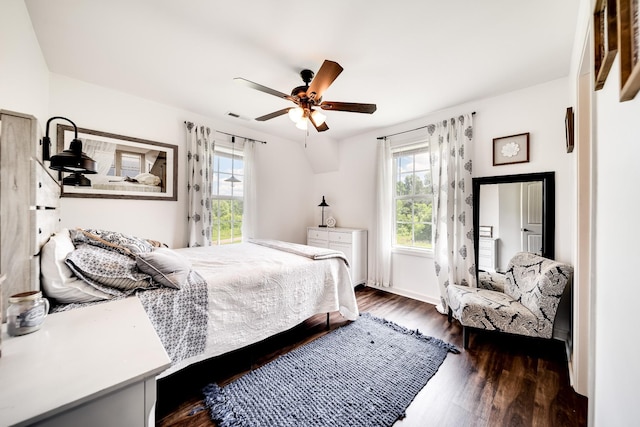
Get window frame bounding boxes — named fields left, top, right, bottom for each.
left=391, top=141, right=433, bottom=255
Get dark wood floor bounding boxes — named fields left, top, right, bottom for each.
left=156, top=286, right=588, bottom=427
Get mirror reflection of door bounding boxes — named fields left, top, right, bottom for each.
left=521, top=181, right=543, bottom=254
left=479, top=181, right=544, bottom=271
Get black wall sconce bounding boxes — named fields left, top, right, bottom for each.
left=42, top=116, right=97, bottom=186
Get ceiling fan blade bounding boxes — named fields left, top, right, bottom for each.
left=307, top=60, right=343, bottom=102
left=255, top=108, right=291, bottom=121
left=310, top=115, right=329, bottom=132
left=319, top=101, right=377, bottom=114
left=234, top=77, right=295, bottom=101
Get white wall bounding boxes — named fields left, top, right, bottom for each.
left=48, top=74, right=315, bottom=248
left=316, top=77, right=574, bottom=303
left=0, top=0, right=49, bottom=123
left=591, top=55, right=640, bottom=426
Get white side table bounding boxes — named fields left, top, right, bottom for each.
left=307, top=227, right=368, bottom=286
left=0, top=297, right=170, bottom=427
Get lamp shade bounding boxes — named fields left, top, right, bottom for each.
left=318, top=196, right=329, bottom=207
left=43, top=116, right=98, bottom=187
left=49, top=138, right=97, bottom=174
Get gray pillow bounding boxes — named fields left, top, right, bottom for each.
left=65, top=244, right=152, bottom=296
left=136, top=248, right=191, bottom=290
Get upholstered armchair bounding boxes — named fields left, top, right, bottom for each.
left=447, top=252, right=573, bottom=349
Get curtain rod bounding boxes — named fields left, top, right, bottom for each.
left=183, top=121, right=267, bottom=144
left=376, top=111, right=476, bottom=140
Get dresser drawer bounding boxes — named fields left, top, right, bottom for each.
left=308, top=229, right=328, bottom=241
left=478, top=239, right=494, bottom=250
left=307, top=238, right=329, bottom=249
left=328, top=231, right=352, bottom=244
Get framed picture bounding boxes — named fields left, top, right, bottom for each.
left=594, top=0, right=618, bottom=91
left=493, top=133, right=530, bottom=166
left=479, top=225, right=493, bottom=238
left=56, top=124, right=178, bottom=200
left=565, top=107, right=575, bottom=153
left=618, top=0, right=640, bottom=101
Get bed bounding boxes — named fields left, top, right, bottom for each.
left=41, top=228, right=359, bottom=378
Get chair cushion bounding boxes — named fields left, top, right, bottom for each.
left=478, top=271, right=506, bottom=292
left=447, top=285, right=543, bottom=338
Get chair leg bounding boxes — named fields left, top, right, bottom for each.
left=447, top=307, right=453, bottom=324
left=463, top=326, right=469, bottom=350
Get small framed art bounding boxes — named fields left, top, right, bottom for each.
left=618, top=0, right=640, bottom=101
left=493, top=133, right=530, bottom=166
left=565, top=107, right=575, bottom=153
left=593, top=0, right=618, bottom=91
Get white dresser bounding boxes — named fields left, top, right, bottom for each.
left=478, top=237, right=499, bottom=272
left=307, top=227, right=367, bottom=286
left=0, top=297, right=171, bottom=427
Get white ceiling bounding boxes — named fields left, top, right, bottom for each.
left=25, top=0, right=580, bottom=142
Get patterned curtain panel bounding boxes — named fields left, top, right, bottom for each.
left=82, top=138, right=116, bottom=175
left=371, top=138, right=392, bottom=287
left=185, top=122, right=214, bottom=247
left=242, top=140, right=257, bottom=241
left=428, top=113, right=476, bottom=313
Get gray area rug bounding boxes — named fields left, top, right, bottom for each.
left=203, top=313, right=459, bottom=427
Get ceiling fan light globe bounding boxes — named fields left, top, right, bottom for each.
left=296, top=119, right=308, bottom=130
left=310, top=110, right=326, bottom=126
left=288, top=107, right=304, bottom=123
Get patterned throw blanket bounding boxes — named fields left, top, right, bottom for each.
left=136, top=270, right=209, bottom=365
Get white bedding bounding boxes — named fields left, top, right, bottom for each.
left=147, top=241, right=359, bottom=378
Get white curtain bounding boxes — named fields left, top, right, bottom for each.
left=82, top=138, right=116, bottom=175
left=242, top=139, right=257, bottom=241
left=370, top=138, right=392, bottom=287
left=185, top=122, right=214, bottom=247
left=428, top=114, right=476, bottom=313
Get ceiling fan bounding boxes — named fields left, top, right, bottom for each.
left=234, top=60, right=377, bottom=132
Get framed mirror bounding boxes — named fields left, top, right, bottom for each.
left=56, top=124, right=178, bottom=200
left=472, top=172, right=555, bottom=273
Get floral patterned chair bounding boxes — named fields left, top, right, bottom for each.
left=447, top=252, right=573, bottom=349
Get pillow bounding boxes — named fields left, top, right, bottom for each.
left=136, top=248, right=191, bottom=289
left=65, top=244, right=153, bottom=296
left=70, top=228, right=155, bottom=257
left=40, top=229, right=112, bottom=303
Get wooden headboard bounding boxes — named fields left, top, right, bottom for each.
left=0, top=110, right=60, bottom=321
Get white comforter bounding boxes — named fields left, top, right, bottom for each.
left=154, top=240, right=359, bottom=377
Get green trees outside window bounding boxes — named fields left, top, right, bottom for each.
left=212, top=150, right=243, bottom=245
left=393, top=149, right=433, bottom=249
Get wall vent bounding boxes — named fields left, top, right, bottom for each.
left=226, top=112, right=250, bottom=121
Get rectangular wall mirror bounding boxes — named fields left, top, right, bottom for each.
left=472, top=172, right=555, bottom=273
left=56, top=124, right=178, bottom=201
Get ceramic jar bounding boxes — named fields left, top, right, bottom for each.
left=7, top=291, right=49, bottom=336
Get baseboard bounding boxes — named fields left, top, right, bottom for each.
left=366, top=285, right=440, bottom=306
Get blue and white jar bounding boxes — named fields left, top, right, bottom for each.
left=7, top=291, right=49, bottom=336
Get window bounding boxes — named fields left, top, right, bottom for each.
left=392, top=145, right=432, bottom=250
left=211, top=146, right=244, bottom=245
left=108, top=150, right=144, bottom=176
